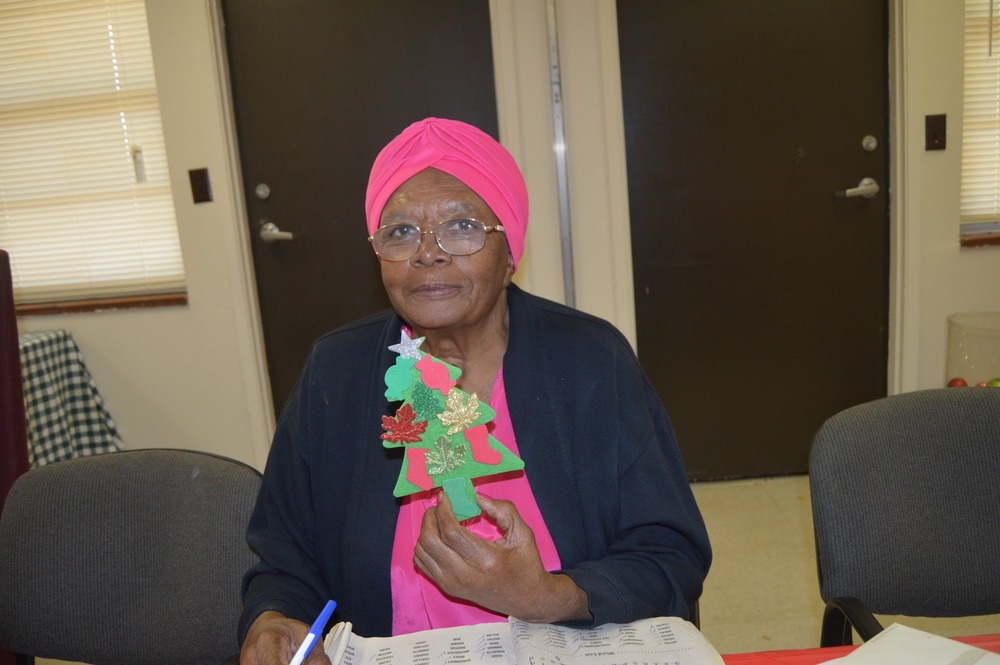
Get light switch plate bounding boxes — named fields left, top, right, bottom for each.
left=925, top=114, right=946, bottom=151
left=189, top=168, right=213, bottom=203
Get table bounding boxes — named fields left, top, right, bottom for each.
left=18, top=329, right=123, bottom=466
left=722, top=633, right=1000, bottom=664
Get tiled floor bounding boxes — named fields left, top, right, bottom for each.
left=692, top=475, right=1000, bottom=655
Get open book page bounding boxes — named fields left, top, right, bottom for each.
left=822, top=624, right=1000, bottom=665
left=324, top=620, right=516, bottom=665
left=323, top=616, right=723, bottom=665
left=509, top=616, right=724, bottom=665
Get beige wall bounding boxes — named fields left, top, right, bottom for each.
left=891, top=0, right=1000, bottom=390
left=17, top=1, right=1000, bottom=469
left=17, top=1, right=273, bottom=469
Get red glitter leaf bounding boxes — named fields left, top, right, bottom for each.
left=380, top=403, right=428, bottom=444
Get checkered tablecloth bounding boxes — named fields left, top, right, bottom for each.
left=18, top=329, right=124, bottom=466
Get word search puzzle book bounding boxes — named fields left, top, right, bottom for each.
left=323, top=615, right=724, bottom=665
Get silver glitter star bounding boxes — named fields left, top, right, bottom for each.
left=388, top=330, right=426, bottom=359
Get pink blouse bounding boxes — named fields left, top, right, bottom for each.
left=389, top=368, right=562, bottom=635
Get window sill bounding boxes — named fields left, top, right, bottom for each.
left=16, top=292, right=188, bottom=317
left=960, top=221, right=1000, bottom=248
left=960, top=233, right=1000, bottom=248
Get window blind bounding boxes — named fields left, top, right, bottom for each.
left=962, top=0, right=1000, bottom=226
left=0, top=0, right=185, bottom=305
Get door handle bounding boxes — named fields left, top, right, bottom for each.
left=259, top=220, right=294, bottom=243
left=836, top=177, right=879, bottom=199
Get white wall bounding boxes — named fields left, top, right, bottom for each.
left=16, top=1, right=1000, bottom=469
left=492, top=1, right=636, bottom=339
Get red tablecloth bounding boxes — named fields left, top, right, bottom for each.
left=722, top=634, right=1000, bottom=664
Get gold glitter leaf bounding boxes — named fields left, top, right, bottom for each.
left=425, top=436, right=467, bottom=475
left=437, top=388, right=481, bottom=435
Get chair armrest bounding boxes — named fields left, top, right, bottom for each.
left=688, top=600, right=700, bottom=630
left=820, top=596, right=885, bottom=647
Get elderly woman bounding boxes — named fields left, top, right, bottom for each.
left=239, top=118, right=711, bottom=664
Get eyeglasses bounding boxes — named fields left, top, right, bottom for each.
left=368, top=218, right=505, bottom=262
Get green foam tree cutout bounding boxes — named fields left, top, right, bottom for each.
left=380, top=329, right=524, bottom=521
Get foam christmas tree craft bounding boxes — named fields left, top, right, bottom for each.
left=379, top=329, right=524, bottom=521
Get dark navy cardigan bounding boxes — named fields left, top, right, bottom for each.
left=240, top=284, right=711, bottom=639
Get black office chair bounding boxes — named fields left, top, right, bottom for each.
left=0, top=249, right=29, bottom=512
left=0, top=448, right=262, bottom=665
left=809, top=388, right=1000, bottom=646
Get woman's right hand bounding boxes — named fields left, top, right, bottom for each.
left=240, top=611, right=332, bottom=665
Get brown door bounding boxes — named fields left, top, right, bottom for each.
left=220, top=1, right=498, bottom=414
left=618, top=1, right=889, bottom=479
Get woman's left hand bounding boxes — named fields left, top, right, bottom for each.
left=413, top=491, right=590, bottom=623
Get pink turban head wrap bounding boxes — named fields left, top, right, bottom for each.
left=365, top=117, right=528, bottom=270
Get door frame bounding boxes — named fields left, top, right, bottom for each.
left=210, top=0, right=909, bottom=431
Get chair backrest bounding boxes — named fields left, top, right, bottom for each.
left=809, top=388, right=1000, bottom=618
left=0, top=249, right=29, bottom=514
left=0, top=448, right=262, bottom=665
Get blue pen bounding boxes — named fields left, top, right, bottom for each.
left=289, top=600, right=337, bottom=665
